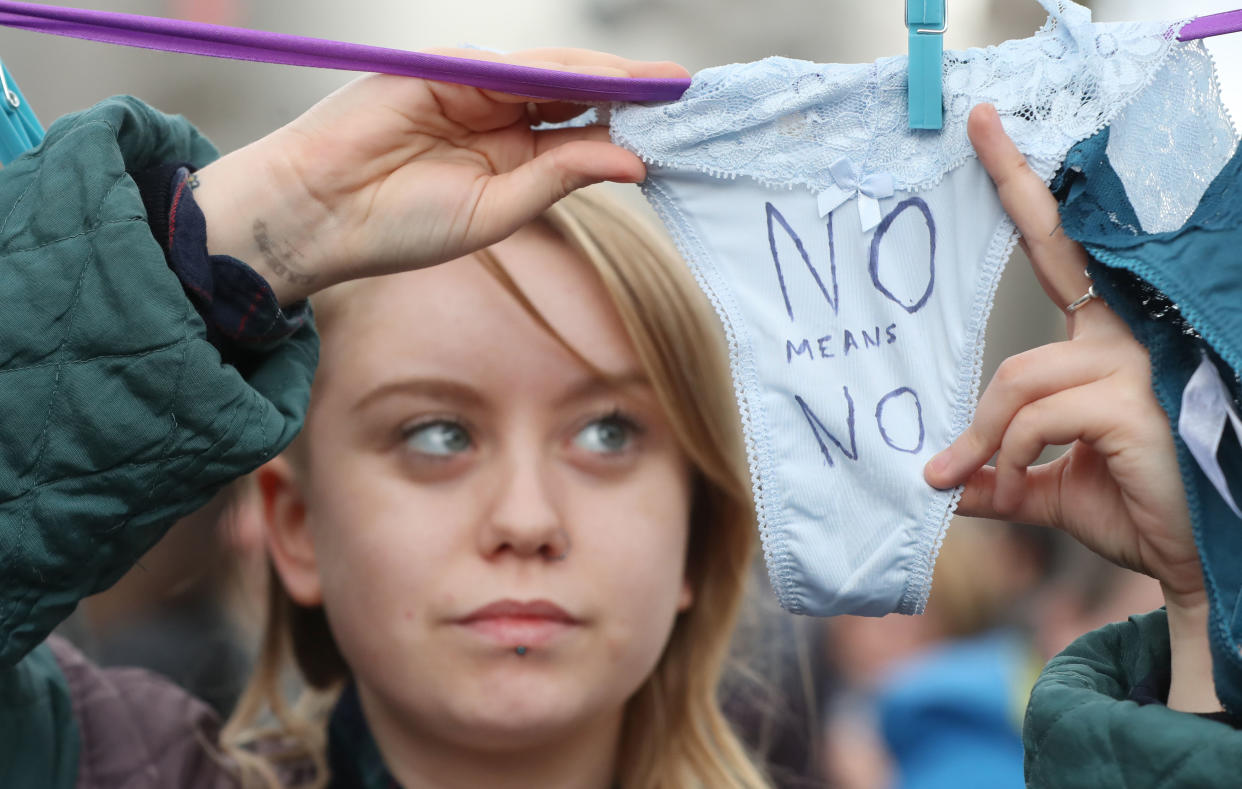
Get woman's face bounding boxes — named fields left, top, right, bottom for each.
left=265, top=223, right=694, bottom=750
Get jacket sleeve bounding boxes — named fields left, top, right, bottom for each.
left=0, top=96, right=318, bottom=667
left=0, top=642, right=78, bottom=788
left=1024, top=609, right=1242, bottom=788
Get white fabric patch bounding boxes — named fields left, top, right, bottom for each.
left=1181, top=355, right=1242, bottom=519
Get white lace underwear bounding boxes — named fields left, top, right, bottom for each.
left=610, top=0, right=1238, bottom=616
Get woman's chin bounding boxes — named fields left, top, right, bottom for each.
left=436, top=694, right=593, bottom=749
left=418, top=664, right=622, bottom=747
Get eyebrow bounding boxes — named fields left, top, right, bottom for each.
left=351, top=372, right=653, bottom=414
left=555, top=371, right=652, bottom=407
left=350, top=378, right=489, bottom=414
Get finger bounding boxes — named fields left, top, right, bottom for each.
left=989, top=381, right=1117, bottom=514
left=472, top=139, right=645, bottom=238
left=968, top=104, right=1097, bottom=316
left=477, top=66, right=636, bottom=106
left=526, top=101, right=599, bottom=125
left=427, top=47, right=689, bottom=104
left=474, top=58, right=680, bottom=105
left=925, top=340, right=1123, bottom=489
left=953, top=462, right=1064, bottom=528
left=426, top=46, right=627, bottom=77
left=480, top=62, right=632, bottom=105
left=531, top=124, right=614, bottom=155
left=507, top=47, right=691, bottom=81
left=418, top=50, right=672, bottom=131
left=418, top=80, right=600, bottom=133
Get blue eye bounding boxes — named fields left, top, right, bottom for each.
left=404, top=420, right=472, bottom=456
left=573, top=414, right=636, bottom=454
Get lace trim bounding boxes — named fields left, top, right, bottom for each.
left=899, top=216, right=1021, bottom=615
left=611, top=0, right=1189, bottom=193
left=639, top=178, right=806, bottom=611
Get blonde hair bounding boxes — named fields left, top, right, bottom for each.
left=220, top=188, right=769, bottom=789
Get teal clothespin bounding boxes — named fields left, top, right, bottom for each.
left=0, top=60, right=43, bottom=166
left=907, top=0, right=946, bottom=130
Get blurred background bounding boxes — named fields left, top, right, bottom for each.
left=20, top=1, right=1236, bottom=787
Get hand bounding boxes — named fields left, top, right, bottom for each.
left=192, top=48, right=689, bottom=304
left=923, top=105, right=1216, bottom=710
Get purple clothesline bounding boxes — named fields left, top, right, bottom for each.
left=0, top=0, right=691, bottom=103
left=0, top=0, right=1235, bottom=103
left=1178, top=9, right=1242, bottom=42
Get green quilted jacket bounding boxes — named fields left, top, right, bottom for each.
left=0, top=96, right=316, bottom=787
left=1025, top=608, right=1242, bottom=787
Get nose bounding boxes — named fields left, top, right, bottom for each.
left=478, top=449, right=569, bottom=562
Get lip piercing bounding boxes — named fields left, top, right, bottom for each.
left=515, top=646, right=528, bottom=656
left=549, top=529, right=571, bottom=562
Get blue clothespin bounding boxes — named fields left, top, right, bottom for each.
left=0, top=60, right=43, bottom=166
left=907, top=0, right=946, bottom=130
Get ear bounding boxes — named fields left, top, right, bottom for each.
left=677, top=577, right=694, bottom=612
left=256, top=456, right=323, bottom=607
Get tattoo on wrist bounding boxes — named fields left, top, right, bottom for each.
left=186, top=173, right=201, bottom=190
left=253, top=219, right=316, bottom=287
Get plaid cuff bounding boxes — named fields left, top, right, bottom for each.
left=133, top=163, right=310, bottom=354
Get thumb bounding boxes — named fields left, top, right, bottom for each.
left=475, top=140, right=646, bottom=233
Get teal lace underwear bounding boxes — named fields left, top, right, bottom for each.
left=1053, top=127, right=1242, bottom=715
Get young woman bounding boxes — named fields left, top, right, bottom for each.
left=215, top=187, right=766, bottom=787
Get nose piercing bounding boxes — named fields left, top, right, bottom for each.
left=515, top=646, right=528, bottom=656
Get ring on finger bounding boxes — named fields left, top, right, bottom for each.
left=1066, top=284, right=1099, bottom=314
